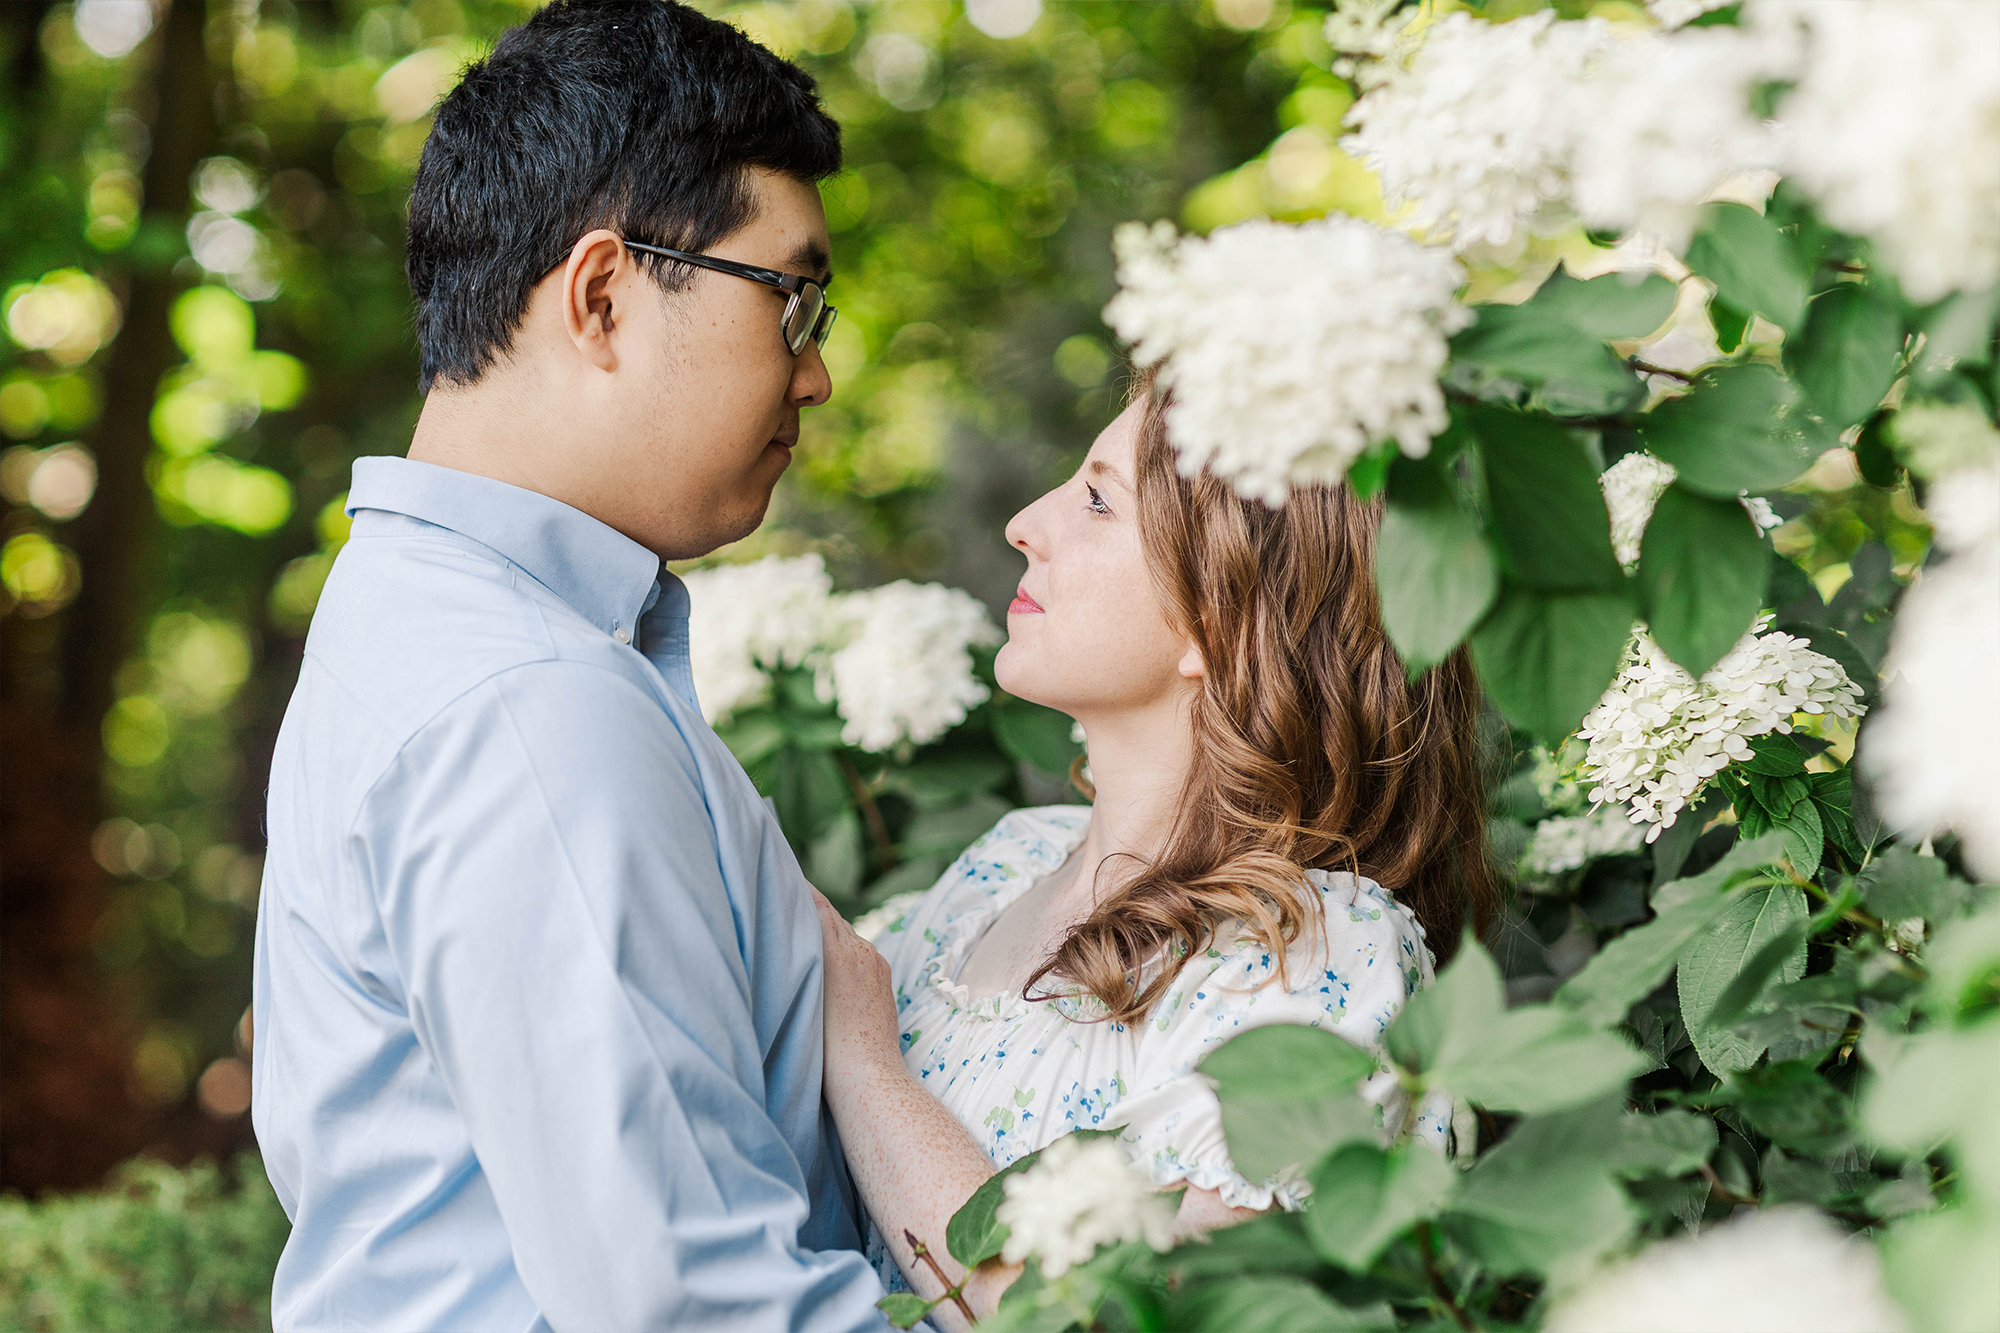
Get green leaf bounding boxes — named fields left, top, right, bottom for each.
left=1679, top=884, right=1809, bottom=1075
left=1169, top=1276, right=1394, bottom=1332
left=1637, top=485, right=1769, bottom=678
left=1376, top=456, right=1499, bottom=673
left=1446, top=1107, right=1638, bottom=1276
left=945, top=1144, right=1051, bottom=1269
left=1911, top=284, right=1999, bottom=382
left=806, top=808, right=865, bottom=900
left=1557, top=832, right=1792, bottom=1025
left=1610, top=1109, right=1718, bottom=1179
left=1710, top=295, right=1749, bottom=354
left=1162, top=1213, right=1324, bottom=1282
left=1530, top=269, right=1680, bottom=339
left=1742, top=733, right=1808, bottom=777
left=1854, top=410, right=1902, bottom=487
left=1475, top=411, right=1625, bottom=591
left=1684, top=202, right=1807, bottom=331
left=1778, top=799, right=1823, bottom=880
left=714, top=709, right=786, bottom=767
left=769, top=746, right=850, bottom=849
left=1200, top=1026, right=1381, bottom=1182
left=889, top=755, right=1013, bottom=810
left=1723, top=1059, right=1854, bottom=1155
left=1347, top=440, right=1399, bottom=501
left=901, top=793, right=1013, bottom=862
left=1302, top=1143, right=1458, bottom=1271
left=992, top=699, right=1083, bottom=777
left=1641, top=365, right=1819, bottom=497
left=1386, top=941, right=1648, bottom=1114
left=877, top=1292, right=937, bottom=1329
left=1858, top=845, right=1973, bottom=922
left=1703, top=919, right=1811, bottom=1034
left=1788, top=283, right=1903, bottom=431
left=1449, top=304, right=1646, bottom=417
left=1468, top=585, right=1635, bottom=746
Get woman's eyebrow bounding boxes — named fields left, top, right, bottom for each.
left=1087, top=458, right=1131, bottom=490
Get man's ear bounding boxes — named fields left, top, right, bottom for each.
left=1177, top=640, right=1205, bottom=680
left=560, top=229, right=629, bottom=373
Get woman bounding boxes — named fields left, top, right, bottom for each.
left=814, top=380, right=1496, bottom=1325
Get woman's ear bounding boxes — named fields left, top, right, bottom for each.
left=1177, top=640, right=1205, bottom=680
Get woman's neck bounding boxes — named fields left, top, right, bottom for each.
left=1063, top=696, right=1198, bottom=909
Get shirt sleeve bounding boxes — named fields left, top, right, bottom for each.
left=1103, top=876, right=1449, bottom=1212
left=362, top=660, right=888, bottom=1333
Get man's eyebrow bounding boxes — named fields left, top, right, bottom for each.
left=786, top=240, right=832, bottom=285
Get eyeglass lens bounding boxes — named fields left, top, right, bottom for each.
left=784, top=286, right=836, bottom=354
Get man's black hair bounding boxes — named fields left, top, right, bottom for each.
left=405, top=0, right=842, bottom=393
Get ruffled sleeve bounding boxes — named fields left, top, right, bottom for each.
left=1101, top=871, right=1450, bottom=1211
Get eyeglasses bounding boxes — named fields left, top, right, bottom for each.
left=622, top=240, right=837, bottom=356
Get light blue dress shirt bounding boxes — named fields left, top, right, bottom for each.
left=252, top=456, right=889, bottom=1332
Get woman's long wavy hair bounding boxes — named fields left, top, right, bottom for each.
left=1025, top=378, right=1500, bottom=1025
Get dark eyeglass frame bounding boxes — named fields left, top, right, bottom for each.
left=621, top=240, right=837, bottom=356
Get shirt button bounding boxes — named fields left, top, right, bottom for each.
left=612, top=627, right=630, bottom=644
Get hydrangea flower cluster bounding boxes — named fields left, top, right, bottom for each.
left=996, top=1134, right=1178, bottom=1279
left=1101, top=216, right=1469, bottom=506
left=683, top=554, right=833, bottom=724
left=681, top=556, right=999, bottom=753
left=1338, top=11, right=1782, bottom=255
left=816, top=580, right=1001, bottom=753
left=1763, top=0, right=2000, bottom=303
left=1865, top=461, right=2000, bottom=879
left=1577, top=617, right=1867, bottom=839
left=1519, top=808, right=1649, bottom=878
left=1547, top=1206, right=1909, bottom=1333
left=1338, top=11, right=1612, bottom=253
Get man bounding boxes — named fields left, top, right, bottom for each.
left=251, top=2, right=890, bottom=1327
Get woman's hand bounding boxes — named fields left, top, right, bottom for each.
left=811, top=890, right=907, bottom=1100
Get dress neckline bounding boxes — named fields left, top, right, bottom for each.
left=926, top=808, right=1091, bottom=1022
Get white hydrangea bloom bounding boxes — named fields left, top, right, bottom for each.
left=1647, top=0, right=1736, bottom=28
left=1566, top=24, right=1787, bottom=254
left=683, top=555, right=834, bottom=724
left=1341, top=11, right=1611, bottom=252
left=850, top=890, right=924, bottom=944
left=817, top=581, right=1000, bottom=752
left=1342, top=12, right=1780, bottom=255
left=1761, top=0, right=2000, bottom=303
left=1521, top=808, right=1650, bottom=877
left=1578, top=617, right=1867, bottom=839
left=1888, top=400, right=2000, bottom=481
left=1601, top=452, right=1680, bottom=570
left=1742, top=494, right=1783, bottom=534
left=1865, top=462, right=2000, bottom=878
left=1546, top=1206, right=1910, bottom=1333
left=1102, top=217, right=1469, bottom=506
left=996, top=1135, right=1177, bottom=1279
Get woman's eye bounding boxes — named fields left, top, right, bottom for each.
left=1084, top=483, right=1111, bottom=515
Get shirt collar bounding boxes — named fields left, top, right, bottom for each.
left=347, top=456, right=663, bottom=640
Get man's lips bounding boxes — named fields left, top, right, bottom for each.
left=1009, top=586, right=1045, bottom=615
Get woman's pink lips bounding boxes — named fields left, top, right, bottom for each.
left=1009, top=588, right=1045, bottom=615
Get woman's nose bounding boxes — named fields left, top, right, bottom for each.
left=1003, top=493, right=1046, bottom=559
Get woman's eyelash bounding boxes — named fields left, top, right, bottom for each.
left=1084, top=483, right=1111, bottom=515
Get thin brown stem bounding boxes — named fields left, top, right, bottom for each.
left=1415, top=1222, right=1477, bottom=1333
left=904, top=1229, right=976, bottom=1325
left=840, top=755, right=898, bottom=872
left=1700, top=1162, right=1758, bottom=1207
left=1629, top=359, right=1696, bottom=382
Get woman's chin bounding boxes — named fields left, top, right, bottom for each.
left=993, top=642, right=1054, bottom=710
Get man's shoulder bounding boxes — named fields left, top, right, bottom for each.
left=302, top=524, right=658, bottom=746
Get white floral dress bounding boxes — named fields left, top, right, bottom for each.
left=862, top=805, right=1450, bottom=1286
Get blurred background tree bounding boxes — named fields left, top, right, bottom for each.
left=0, top=0, right=1346, bottom=1195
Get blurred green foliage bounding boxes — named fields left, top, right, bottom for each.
left=0, top=1154, right=287, bottom=1331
